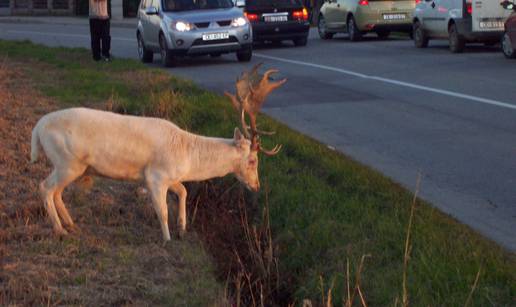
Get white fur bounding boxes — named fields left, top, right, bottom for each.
left=31, top=108, right=259, bottom=241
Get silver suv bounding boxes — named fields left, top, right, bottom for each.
left=137, top=0, right=253, bottom=66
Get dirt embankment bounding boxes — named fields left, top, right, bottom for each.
left=0, top=63, right=225, bottom=306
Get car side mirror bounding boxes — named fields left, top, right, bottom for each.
left=501, top=0, right=515, bottom=10
left=145, top=6, right=158, bottom=15
left=235, top=0, right=245, bottom=7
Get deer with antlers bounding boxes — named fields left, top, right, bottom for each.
left=30, top=64, right=286, bottom=241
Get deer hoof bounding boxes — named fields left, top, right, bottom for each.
left=177, top=229, right=186, bottom=240
left=64, top=224, right=80, bottom=234
left=54, top=227, right=68, bottom=236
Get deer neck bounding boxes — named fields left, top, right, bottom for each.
left=185, top=136, right=241, bottom=182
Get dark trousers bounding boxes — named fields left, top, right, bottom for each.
left=89, top=18, right=111, bottom=60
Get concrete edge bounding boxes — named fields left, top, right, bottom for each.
left=0, top=17, right=136, bottom=29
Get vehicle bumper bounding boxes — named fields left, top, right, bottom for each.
left=455, top=19, right=503, bottom=42
left=251, top=21, right=310, bottom=41
left=169, top=43, right=252, bottom=56
left=165, top=25, right=252, bottom=55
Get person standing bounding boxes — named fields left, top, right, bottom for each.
left=89, top=0, right=111, bottom=61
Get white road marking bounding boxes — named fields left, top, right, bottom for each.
left=254, top=53, right=516, bottom=111
left=5, top=30, right=134, bottom=42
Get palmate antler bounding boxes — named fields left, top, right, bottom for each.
left=224, top=64, right=287, bottom=156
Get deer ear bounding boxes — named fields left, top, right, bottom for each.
left=234, top=127, right=243, bottom=142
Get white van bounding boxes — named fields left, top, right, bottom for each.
left=413, top=0, right=514, bottom=53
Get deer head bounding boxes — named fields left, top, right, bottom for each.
left=224, top=64, right=287, bottom=191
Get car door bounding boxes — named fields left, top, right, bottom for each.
left=323, top=0, right=340, bottom=28
left=333, top=0, right=349, bottom=29
left=146, top=0, right=162, bottom=48
left=423, top=0, right=447, bottom=37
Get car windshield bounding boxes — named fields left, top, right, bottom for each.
left=163, top=0, right=233, bottom=11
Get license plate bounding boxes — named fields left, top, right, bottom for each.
left=479, top=21, right=504, bottom=29
left=382, top=14, right=406, bottom=20
left=264, top=15, right=288, bottom=22
left=202, top=32, right=229, bottom=41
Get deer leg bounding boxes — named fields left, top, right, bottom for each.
left=40, top=169, right=66, bottom=235
left=170, top=182, right=187, bottom=239
left=53, top=164, right=87, bottom=231
left=146, top=175, right=171, bottom=241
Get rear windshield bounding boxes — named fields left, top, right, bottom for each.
left=163, top=0, right=233, bottom=11
left=246, top=0, right=302, bottom=7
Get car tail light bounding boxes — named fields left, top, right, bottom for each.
left=358, top=0, right=369, bottom=5
left=293, top=8, right=309, bottom=21
left=466, top=0, right=472, bottom=15
left=415, top=0, right=421, bottom=4
left=244, top=12, right=259, bottom=22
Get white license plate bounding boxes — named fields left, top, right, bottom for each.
left=479, top=21, right=504, bottom=29
left=202, top=32, right=229, bottom=41
left=264, top=15, right=288, bottom=22
left=383, top=14, right=406, bottom=20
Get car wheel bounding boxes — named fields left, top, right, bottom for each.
left=448, top=23, right=465, bottom=53
left=502, top=32, right=516, bottom=59
left=347, top=16, right=362, bottom=42
left=137, top=32, right=154, bottom=63
left=159, top=34, right=175, bottom=67
left=376, top=30, right=390, bottom=39
left=318, top=15, right=334, bottom=40
left=236, top=46, right=252, bottom=62
left=294, top=37, right=308, bottom=46
left=413, top=21, right=428, bottom=48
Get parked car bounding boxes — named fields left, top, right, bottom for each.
left=240, top=0, right=310, bottom=46
left=136, top=0, right=253, bottom=67
left=317, top=0, right=416, bottom=41
left=413, top=0, right=513, bottom=53
left=501, top=0, right=516, bottom=58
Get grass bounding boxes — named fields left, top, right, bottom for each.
left=0, top=40, right=514, bottom=306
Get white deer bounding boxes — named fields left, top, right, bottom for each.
left=30, top=65, right=286, bottom=241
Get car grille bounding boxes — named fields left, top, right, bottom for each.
left=192, top=36, right=238, bottom=46
left=217, top=20, right=231, bottom=27
left=194, top=22, right=210, bottom=28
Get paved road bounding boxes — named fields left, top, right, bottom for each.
left=1, top=21, right=515, bottom=251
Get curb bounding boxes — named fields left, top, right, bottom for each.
left=0, top=17, right=136, bottom=29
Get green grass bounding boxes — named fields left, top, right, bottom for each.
left=1, top=40, right=514, bottom=306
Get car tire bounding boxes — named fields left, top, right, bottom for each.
left=236, top=47, right=252, bottom=62
left=159, top=34, right=175, bottom=67
left=376, top=30, right=390, bottom=39
left=347, top=16, right=362, bottom=42
left=502, top=32, right=516, bottom=59
left=294, top=37, right=308, bottom=46
left=318, top=15, right=334, bottom=40
left=137, top=32, right=153, bottom=63
left=413, top=21, right=428, bottom=48
left=448, top=23, right=465, bottom=53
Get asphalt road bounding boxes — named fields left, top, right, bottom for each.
left=1, top=21, right=515, bottom=251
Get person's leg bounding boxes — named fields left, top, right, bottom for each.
left=89, top=19, right=101, bottom=61
left=101, top=19, right=111, bottom=59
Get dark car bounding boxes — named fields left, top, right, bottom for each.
left=501, top=0, right=516, bottom=59
left=242, top=0, right=310, bottom=46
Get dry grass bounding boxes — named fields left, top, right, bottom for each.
left=0, top=62, right=225, bottom=306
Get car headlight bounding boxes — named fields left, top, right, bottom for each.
left=231, top=17, right=247, bottom=27
left=172, top=21, right=194, bottom=32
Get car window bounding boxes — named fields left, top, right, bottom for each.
left=162, top=0, right=234, bottom=11
left=246, top=0, right=302, bottom=7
